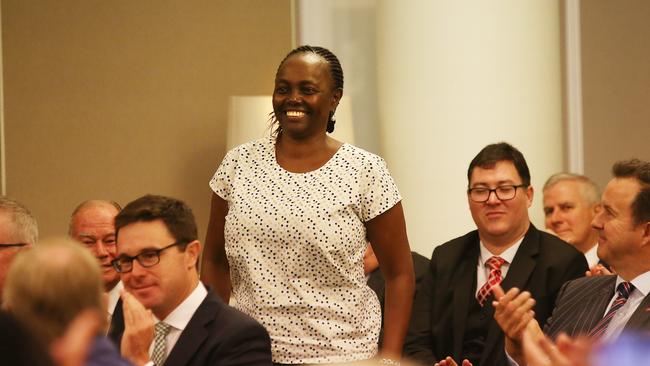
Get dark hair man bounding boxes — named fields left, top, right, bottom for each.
left=108, top=194, right=272, bottom=366
left=404, top=143, right=587, bottom=366
left=494, top=159, right=650, bottom=365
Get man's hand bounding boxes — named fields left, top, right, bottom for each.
left=492, top=285, right=537, bottom=343
left=434, top=356, right=472, bottom=366
left=523, top=331, right=592, bottom=366
left=586, top=264, right=613, bottom=277
left=120, top=290, right=154, bottom=366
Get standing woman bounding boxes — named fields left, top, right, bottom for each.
left=203, top=45, right=414, bottom=365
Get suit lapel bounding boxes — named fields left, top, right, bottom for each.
left=481, top=225, right=539, bottom=365
left=451, top=239, right=479, bottom=361
left=108, top=298, right=125, bottom=349
left=163, top=292, right=219, bottom=366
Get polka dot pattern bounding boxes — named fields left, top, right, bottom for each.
left=209, top=137, right=401, bottom=364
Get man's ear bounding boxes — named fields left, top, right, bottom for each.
left=526, top=185, right=534, bottom=208
left=641, top=221, right=650, bottom=247
left=185, top=240, right=201, bottom=269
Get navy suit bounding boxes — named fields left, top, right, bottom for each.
left=404, top=225, right=588, bottom=366
left=109, top=289, right=272, bottom=366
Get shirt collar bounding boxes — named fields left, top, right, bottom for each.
left=479, top=236, right=524, bottom=265
left=107, top=281, right=123, bottom=316
left=618, top=270, right=650, bottom=298
left=155, top=282, right=208, bottom=331
left=584, top=243, right=600, bottom=268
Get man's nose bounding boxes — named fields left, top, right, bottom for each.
left=95, top=242, right=109, bottom=257
left=486, top=190, right=501, bottom=205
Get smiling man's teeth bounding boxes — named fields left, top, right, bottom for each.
left=286, top=111, right=305, bottom=117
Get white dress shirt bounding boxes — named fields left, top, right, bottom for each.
left=147, top=282, right=208, bottom=361
left=107, top=281, right=123, bottom=323
left=601, top=271, right=650, bottom=341
left=584, top=243, right=600, bottom=269
left=476, top=237, right=524, bottom=296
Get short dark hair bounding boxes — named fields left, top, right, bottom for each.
left=272, top=45, right=344, bottom=134
left=467, top=142, right=531, bottom=187
left=115, top=195, right=198, bottom=248
left=612, top=159, right=650, bottom=226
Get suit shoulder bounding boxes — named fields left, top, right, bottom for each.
left=562, top=273, right=615, bottom=290
left=536, top=231, right=585, bottom=259
left=432, top=230, right=478, bottom=257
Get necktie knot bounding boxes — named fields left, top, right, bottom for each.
left=486, top=256, right=506, bottom=271
left=617, top=281, right=634, bottom=299
left=476, top=256, right=507, bottom=307
left=589, top=281, right=636, bottom=338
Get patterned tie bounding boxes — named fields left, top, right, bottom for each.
left=476, top=256, right=506, bottom=307
left=152, top=322, right=172, bottom=366
left=589, top=281, right=635, bottom=338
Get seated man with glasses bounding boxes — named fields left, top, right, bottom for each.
left=108, top=194, right=272, bottom=366
left=403, top=142, right=588, bottom=366
left=0, top=196, right=38, bottom=302
left=69, top=199, right=123, bottom=322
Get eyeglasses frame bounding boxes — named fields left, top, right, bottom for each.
left=111, top=241, right=186, bottom=273
left=467, top=184, right=528, bottom=203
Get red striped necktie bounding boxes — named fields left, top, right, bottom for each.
left=589, top=281, right=635, bottom=338
left=476, top=256, right=506, bottom=307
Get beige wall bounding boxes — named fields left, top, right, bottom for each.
left=2, top=0, right=292, bottom=237
left=581, top=0, right=650, bottom=188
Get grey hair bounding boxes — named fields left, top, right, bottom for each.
left=0, top=196, right=38, bottom=245
left=543, top=173, right=600, bottom=205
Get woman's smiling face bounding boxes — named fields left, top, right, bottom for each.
left=272, top=52, right=341, bottom=139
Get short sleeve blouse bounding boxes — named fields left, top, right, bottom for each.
left=209, top=137, right=401, bottom=364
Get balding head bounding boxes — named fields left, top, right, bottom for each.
left=3, top=237, right=105, bottom=345
left=69, top=200, right=121, bottom=291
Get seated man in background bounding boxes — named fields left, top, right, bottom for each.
left=495, top=159, right=650, bottom=365
left=0, top=196, right=38, bottom=302
left=365, top=243, right=430, bottom=346
left=404, top=142, right=588, bottom=366
left=69, top=199, right=123, bottom=320
left=543, top=173, right=602, bottom=268
left=2, top=237, right=131, bottom=366
left=109, top=194, right=272, bottom=366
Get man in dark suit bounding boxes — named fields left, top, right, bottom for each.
left=365, top=244, right=430, bottom=346
left=108, top=195, right=272, bottom=366
left=403, top=143, right=588, bottom=366
left=495, top=159, right=650, bottom=364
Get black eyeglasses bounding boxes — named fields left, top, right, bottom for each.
left=467, top=184, right=528, bottom=203
left=111, top=241, right=185, bottom=273
left=0, top=243, right=28, bottom=249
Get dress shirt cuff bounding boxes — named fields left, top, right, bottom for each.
left=505, top=348, right=521, bottom=366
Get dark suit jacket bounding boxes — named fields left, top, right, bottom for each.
left=367, top=251, right=430, bottom=346
left=109, top=289, right=272, bottom=366
left=544, top=274, right=650, bottom=338
left=403, top=224, right=588, bottom=366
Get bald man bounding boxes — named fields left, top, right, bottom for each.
left=69, top=200, right=122, bottom=320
